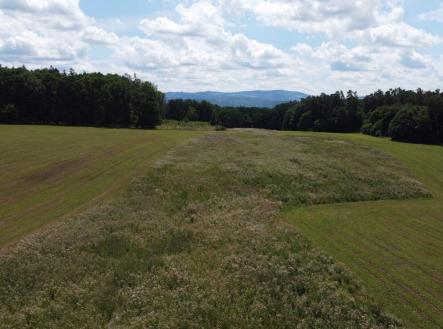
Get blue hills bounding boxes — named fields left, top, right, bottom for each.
left=165, top=90, right=309, bottom=108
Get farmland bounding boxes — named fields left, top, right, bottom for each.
left=0, top=126, right=442, bottom=328
left=283, top=132, right=443, bottom=329
left=0, top=125, right=203, bottom=247
left=2, top=1, right=443, bottom=327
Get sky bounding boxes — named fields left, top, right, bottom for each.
left=1, top=0, right=443, bottom=95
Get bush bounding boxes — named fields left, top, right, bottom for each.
left=388, top=105, right=434, bottom=143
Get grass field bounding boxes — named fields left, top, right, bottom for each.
left=1, top=129, right=430, bottom=328
left=0, top=125, right=202, bottom=248
left=283, top=132, right=443, bottom=329
left=1, top=127, right=441, bottom=328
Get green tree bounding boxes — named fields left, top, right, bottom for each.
left=388, top=105, right=434, bottom=143
left=184, top=106, right=199, bottom=122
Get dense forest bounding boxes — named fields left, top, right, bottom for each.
left=1, top=66, right=443, bottom=144
left=0, top=66, right=163, bottom=128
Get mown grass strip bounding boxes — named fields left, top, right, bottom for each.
left=0, top=125, right=203, bottom=247
left=283, top=132, right=443, bottom=329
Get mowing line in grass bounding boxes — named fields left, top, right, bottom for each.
left=0, top=125, right=204, bottom=248
left=283, top=132, right=443, bottom=329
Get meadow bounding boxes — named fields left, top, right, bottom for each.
left=283, top=132, right=443, bottom=329
left=0, top=126, right=441, bottom=328
left=1, top=126, right=435, bottom=328
left=0, top=125, right=203, bottom=247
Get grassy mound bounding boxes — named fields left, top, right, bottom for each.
left=1, top=130, right=425, bottom=328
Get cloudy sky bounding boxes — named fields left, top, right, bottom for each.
left=1, top=0, right=443, bottom=94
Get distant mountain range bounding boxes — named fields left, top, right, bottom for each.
left=165, top=90, right=309, bottom=108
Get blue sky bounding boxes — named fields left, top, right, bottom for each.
left=1, top=0, right=443, bottom=94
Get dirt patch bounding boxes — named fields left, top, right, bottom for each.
left=21, top=158, right=87, bottom=183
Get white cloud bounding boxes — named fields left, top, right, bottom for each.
left=419, top=3, right=443, bottom=23
left=109, top=0, right=443, bottom=94
left=114, top=0, right=289, bottom=91
left=0, top=0, right=441, bottom=94
left=224, top=0, right=441, bottom=48
left=0, top=8, right=88, bottom=62
left=0, top=0, right=80, bottom=13
left=0, top=0, right=89, bottom=30
left=223, top=0, right=380, bottom=37
left=0, top=0, right=121, bottom=65
left=359, top=22, right=441, bottom=47
left=289, top=38, right=442, bottom=93
left=82, top=27, right=119, bottom=45
left=140, top=1, right=226, bottom=37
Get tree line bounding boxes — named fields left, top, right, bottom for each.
left=361, top=88, right=443, bottom=143
left=1, top=66, right=442, bottom=144
left=164, top=92, right=363, bottom=132
left=164, top=89, right=443, bottom=144
left=0, top=66, right=163, bottom=128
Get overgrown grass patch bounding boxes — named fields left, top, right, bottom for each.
left=171, top=131, right=429, bottom=207
left=157, top=120, right=215, bottom=131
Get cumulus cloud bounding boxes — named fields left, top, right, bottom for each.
left=223, top=0, right=441, bottom=47
left=0, top=0, right=89, bottom=30
left=0, top=0, right=442, bottom=93
left=0, top=0, right=118, bottom=65
left=223, top=0, right=380, bottom=36
left=109, top=0, right=443, bottom=93
left=359, top=22, right=441, bottom=47
left=0, top=8, right=87, bottom=62
left=140, top=1, right=226, bottom=37
left=115, top=0, right=288, bottom=91
left=0, top=0, right=81, bottom=14
left=289, top=37, right=441, bottom=93
left=82, top=27, right=119, bottom=45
